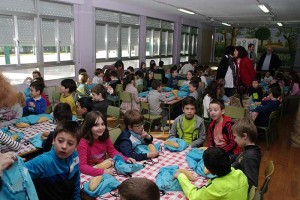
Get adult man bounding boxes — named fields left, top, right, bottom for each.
left=257, top=47, right=282, bottom=72
left=247, top=43, right=257, bottom=66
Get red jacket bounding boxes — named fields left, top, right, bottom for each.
left=238, top=57, right=256, bottom=87
left=207, top=115, right=240, bottom=155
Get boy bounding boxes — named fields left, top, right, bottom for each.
left=91, top=84, right=109, bottom=124
left=23, top=81, right=47, bottom=116
left=60, top=78, right=77, bottom=115
left=174, top=147, right=248, bottom=200
left=42, top=103, right=73, bottom=152
left=25, top=121, right=81, bottom=200
left=207, top=99, right=240, bottom=155
left=231, top=118, right=261, bottom=189
left=248, top=77, right=264, bottom=102
left=118, top=178, right=160, bottom=200
left=169, top=96, right=206, bottom=147
left=189, top=80, right=199, bottom=100
left=92, top=68, right=104, bottom=84
left=147, top=80, right=176, bottom=131
left=167, top=67, right=181, bottom=89
left=127, top=66, right=134, bottom=74
left=114, top=110, right=159, bottom=161
left=253, top=83, right=281, bottom=127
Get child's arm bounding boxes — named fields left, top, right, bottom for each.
left=25, top=154, right=46, bottom=179
left=222, top=122, right=238, bottom=153
left=254, top=101, right=277, bottom=114
left=118, top=138, right=148, bottom=161
left=106, top=138, right=129, bottom=161
left=190, top=120, right=206, bottom=148
left=77, top=141, right=105, bottom=176
left=33, top=99, right=47, bottom=114
left=0, top=130, right=20, bottom=151
left=74, top=171, right=81, bottom=200
left=132, top=89, right=140, bottom=103
left=169, top=118, right=179, bottom=138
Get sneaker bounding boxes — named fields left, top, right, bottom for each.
left=161, top=126, right=169, bottom=131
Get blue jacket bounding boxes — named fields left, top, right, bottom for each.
left=114, top=128, right=153, bottom=161
left=167, top=76, right=181, bottom=89
left=254, top=99, right=280, bottom=126
left=23, top=96, right=46, bottom=115
left=25, top=147, right=80, bottom=200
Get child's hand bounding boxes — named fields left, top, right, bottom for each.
left=104, top=168, right=114, bottom=175
left=147, top=151, right=159, bottom=158
left=29, top=102, right=35, bottom=108
left=173, top=171, right=181, bottom=179
left=126, top=158, right=136, bottom=164
left=140, top=130, right=148, bottom=138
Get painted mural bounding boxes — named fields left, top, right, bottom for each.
left=214, top=27, right=300, bottom=68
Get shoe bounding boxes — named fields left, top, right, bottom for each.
left=154, top=125, right=160, bottom=130
left=161, top=126, right=169, bottom=131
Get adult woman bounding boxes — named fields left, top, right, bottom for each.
left=234, top=46, right=256, bottom=87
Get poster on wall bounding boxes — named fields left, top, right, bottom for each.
left=236, top=38, right=258, bottom=55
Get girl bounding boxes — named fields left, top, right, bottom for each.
left=77, top=111, right=135, bottom=176
left=120, top=74, right=140, bottom=113
left=139, top=61, right=147, bottom=74
left=143, top=70, right=154, bottom=91
left=76, top=72, right=90, bottom=98
left=181, top=70, right=194, bottom=86
left=92, top=68, right=104, bottom=84
left=91, top=84, right=110, bottom=124
left=202, top=81, right=220, bottom=119
left=289, top=72, right=300, bottom=96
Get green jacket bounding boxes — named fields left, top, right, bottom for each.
left=178, top=167, right=248, bottom=200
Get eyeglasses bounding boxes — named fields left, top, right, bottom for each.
left=133, top=123, right=144, bottom=128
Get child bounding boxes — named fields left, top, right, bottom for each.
left=189, top=80, right=199, bottom=100
left=127, top=66, right=134, bottom=74
left=114, top=110, right=159, bottom=161
left=23, top=70, right=41, bottom=84
left=169, top=96, right=206, bottom=147
left=248, top=78, right=264, bottom=102
left=155, top=60, right=167, bottom=84
left=25, top=121, right=81, bottom=200
left=135, top=70, right=144, bottom=89
left=23, top=81, right=47, bottom=116
left=231, top=118, right=261, bottom=189
left=167, top=67, right=181, bottom=89
left=230, top=83, right=252, bottom=110
left=76, top=97, right=93, bottom=122
left=253, top=84, right=281, bottom=127
left=92, top=68, right=104, bottom=84
left=143, top=70, right=154, bottom=91
left=264, top=71, right=273, bottom=85
left=118, top=178, right=160, bottom=200
left=120, top=74, right=140, bottom=113
left=182, top=70, right=194, bottom=86
left=60, top=78, right=77, bottom=115
left=109, top=70, right=121, bottom=91
left=76, top=72, right=89, bottom=98
left=77, top=111, right=135, bottom=176
left=207, top=99, right=240, bottom=155
left=289, top=72, right=300, bottom=96
left=147, top=80, right=176, bottom=131
left=174, top=147, right=248, bottom=200
left=91, top=84, right=110, bottom=124
left=43, top=103, right=73, bottom=152
left=202, top=81, right=220, bottom=119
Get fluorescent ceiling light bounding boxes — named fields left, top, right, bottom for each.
left=258, top=4, right=269, bottom=13
left=277, top=22, right=283, bottom=26
left=222, top=22, right=231, bottom=26
left=177, top=8, right=195, bottom=15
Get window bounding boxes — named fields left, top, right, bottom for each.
left=95, top=9, right=139, bottom=68
left=0, top=0, right=75, bottom=84
left=146, top=18, right=173, bottom=65
left=180, top=25, right=198, bottom=62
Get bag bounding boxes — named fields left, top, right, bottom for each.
left=113, top=155, right=144, bottom=176
left=155, top=165, right=182, bottom=191
left=164, top=138, right=188, bottom=152
left=134, top=142, right=161, bottom=154
left=179, top=85, right=189, bottom=92
left=15, top=114, right=53, bottom=125
left=162, top=87, right=172, bottom=92
left=0, top=127, right=23, bottom=142
left=186, top=148, right=216, bottom=179
left=83, top=174, right=120, bottom=198
left=29, top=133, right=43, bottom=148
left=0, top=157, right=39, bottom=200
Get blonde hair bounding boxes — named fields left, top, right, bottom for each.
left=0, top=73, right=19, bottom=108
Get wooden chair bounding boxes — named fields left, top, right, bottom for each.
left=248, top=186, right=257, bottom=200
left=256, top=111, right=277, bottom=149
left=51, top=90, right=61, bottom=107
left=109, top=128, right=122, bottom=144
left=153, top=73, right=162, bottom=81
left=178, top=80, right=184, bottom=87
left=107, top=105, right=121, bottom=131
left=136, top=84, right=143, bottom=93
left=259, top=161, right=275, bottom=200
left=140, top=102, right=164, bottom=133
left=225, top=106, right=247, bottom=120
left=119, top=91, right=133, bottom=110
left=109, top=84, right=123, bottom=107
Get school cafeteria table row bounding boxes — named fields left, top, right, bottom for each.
left=80, top=139, right=208, bottom=200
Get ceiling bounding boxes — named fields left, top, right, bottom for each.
left=110, top=0, right=300, bottom=27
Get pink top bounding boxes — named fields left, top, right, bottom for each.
left=120, top=84, right=140, bottom=113
left=290, top=83, right=300, bottom=96
left=213, top=122, right=226, bottom=148
left=77, top=137, right=128, bottom=176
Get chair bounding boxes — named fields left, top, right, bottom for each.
left=107, top=105, right=121, bottom=131
left=153, top=73, right=162, bottom=81
left=109, top=128, right=122, bottom=144
left=225, top=106, right=247, bottom=120
left=108, top=84, right=123, bottom=107
left=259, top=161, right=275, bottom=200
left=136, top=84, right=143, bottom=93
left=51, top=90, right=61, bottom=107
left=178, top=80, right=184, bottom=87
left=45, top=106, right=52, bottom=114
left=248, top=186, right=257, bottom=200
left=140, top=102, right=164, bottom=133
left=256, top=111, right=277, bottom=149
left=119, top=91, right=133, bottom=110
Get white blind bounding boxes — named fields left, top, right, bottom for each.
left=121, top=27, right=129, bottom=57
left=121, top=14, right=139, bottom=25
left=167, top=32, right=173, bottom=55
left=131, top=28, right=139, bottom=56
left=18, top=18, right=35, bottom=46
left=107, top=26, right=118, bottom=51
left=0, top=16, right=14, bottom=46
left=162, top=21, right=174, bottom=30
left=42, top=20, right=55, bottom=46
left=146, top=18, right=160, bottom=28
left=59, top=21, right=72, bottom=46
left=0, top=0, right=35, bottom=14
left=40, top=1, right=73, bottom=18
left=96, top=10, right=119, bottom=23
left=95, top=25, right=105, bottom=50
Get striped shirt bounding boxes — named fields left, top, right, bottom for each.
left=147, top=90, right=175, bottom=115
left=0, top=130, right=21, bottom=152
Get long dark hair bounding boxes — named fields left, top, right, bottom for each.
left=80, top=111, right=109, bottom=145
left=203, top=81, right=219, bottom=100
left=123, top=74, right=135, bottom=90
